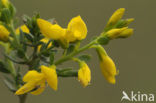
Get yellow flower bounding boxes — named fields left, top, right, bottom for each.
left=0, top=25, right=10, bottom=42
left=15, top=71, right=45, bottom=95
left=106, top=27, right=127, bottom=39
left=107, top=8, right=125, bottom=26
left=15, top=25, right=30, bottom=34
left=37, top=18, right=66, bottom=40
left=100, top=55, right=117, bottom=84
left=65, top=15, right=87, bottom=42
left=37, top=16, right=87, bottom=43
left=37, top=38, right=52, bottom=52
left=78, top=62, right=91, bottom=87
left=96, top=45, right=117, bottom=84
left=1, top=0, right=9, bottom=7
left=15, top=65, right=58, bottom=95
left=41, top=65, right=58, bottom=91
left=118, top=28, right=134, bottom=38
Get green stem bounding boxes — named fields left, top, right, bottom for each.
left=9, top=21, right=19, bottom=45
left=55, top=39, right=98, bottom=65
left=18, top=94, right=27, bottom=103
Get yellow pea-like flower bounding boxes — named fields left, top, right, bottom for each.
left=96, top=45, right=117, bottom=84
left=41, top=65, right=58, bottom=91
left=106, top=27, right=127, bottom=39
left=15, top=25, right=30, bottom=34
left=65, top=15, right=87, bottom=42
left=37, top=38, right=52, bottom=52
left=15, top=65, right=58, bottom=95
left=15, top=70, right=45, bottom=95
left=78, top=62, right=91, bottom=87
left=107, top=8, right=125, bottom=26
left=100, top=55, right=117, bottom=84
left=37, top=18, right=66, bottom=40
left=118, top=28, right=134, bottom=38
left=0, top=25, right=10, bottom=42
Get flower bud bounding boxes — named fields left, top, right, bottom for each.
left=78, top=61, right=91, bottom=87
left=106, top=27, right=127, bottom=39
left=1, top=0, right=10, bottom=8
left=95, top=45, right=117, bottom=84
left=126, top=18, right=134, bottom=25
left=0, top=25, right=10, bottom=42
left=107, top=8, right=125, bottom=26
left=118, top=28, right=134, bottom=38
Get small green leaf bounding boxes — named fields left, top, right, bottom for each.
left=8, top=3, right=16, bottom=18
left=19, top=29, right=24, bottom=42
left=23, top=33, right=33, bottom=42
left=115, top=20, right=127, bottom=28
left=78, top=54, right=91, bottom=62
left=40, top=43, right=47, bottom=52
left=0, top=61, right=10, bottom=73
left=0, top=8, right=11, bottom=24
left=17, top=49, right=25, bottom=59
left=66, top=45, right=75, bottom=55
left=3, top=77, right=16, bottom=92
left=97, top=36, right=110, bottom=45
left=50, top=53, right=54, bottom=65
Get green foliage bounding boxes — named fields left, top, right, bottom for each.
left=0, top=61, right=10, bottom=73
left=78, top=54, right=91, bottom=62
left=97, top=36, right=110, bottom=45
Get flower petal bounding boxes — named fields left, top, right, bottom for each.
left=100, top=55, right=117, bottom=76
left=16, top=25, right=30, bottom=34
left=30, top=82, right=46, bottom=95
left=37, top=18, right=65, bottom=40
left=41, top=65, right=58, bottom=91
left=67, top=16, right=87, bottom=41
left=15, top=81, right=36, bottom=95
left=100, top=68, right=116, bottom=84
left=23, top=70, right=44, bottom=82
left=78, top=62, right=91, bottom=87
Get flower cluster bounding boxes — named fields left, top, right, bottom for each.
left=0, top=0, right=134, bottom=102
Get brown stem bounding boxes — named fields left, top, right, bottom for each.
left=18, top=94, right=28, bottom=103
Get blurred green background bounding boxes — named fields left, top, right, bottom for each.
left=0, top=0, right=156, bottom=103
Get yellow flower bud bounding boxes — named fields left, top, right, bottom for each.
left=106, top=27, right=127, bottom=39
left=0, top=25, right=10, bottom=42
left=126, top=18, right=134, bottom=25
left=107, top=8, right=125, bottom=26
left=96, top=45, right=117, bottom=84
left=15, top=25, right=30, bottom=34
left=37, top=38, right=52, bottom=52
left=1, top=0, right=10, bottom=7
left=41, top=65, right=58, bottom=91
left=118, top=28, right=134, bottom=38
left=37, top=18, right=66, bottom=40
left=78, top=62, right=91, bottom=87
left=100, top=55, right=117, bottom=84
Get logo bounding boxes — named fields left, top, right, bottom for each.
left=121, top=91, right=154, bottom=102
